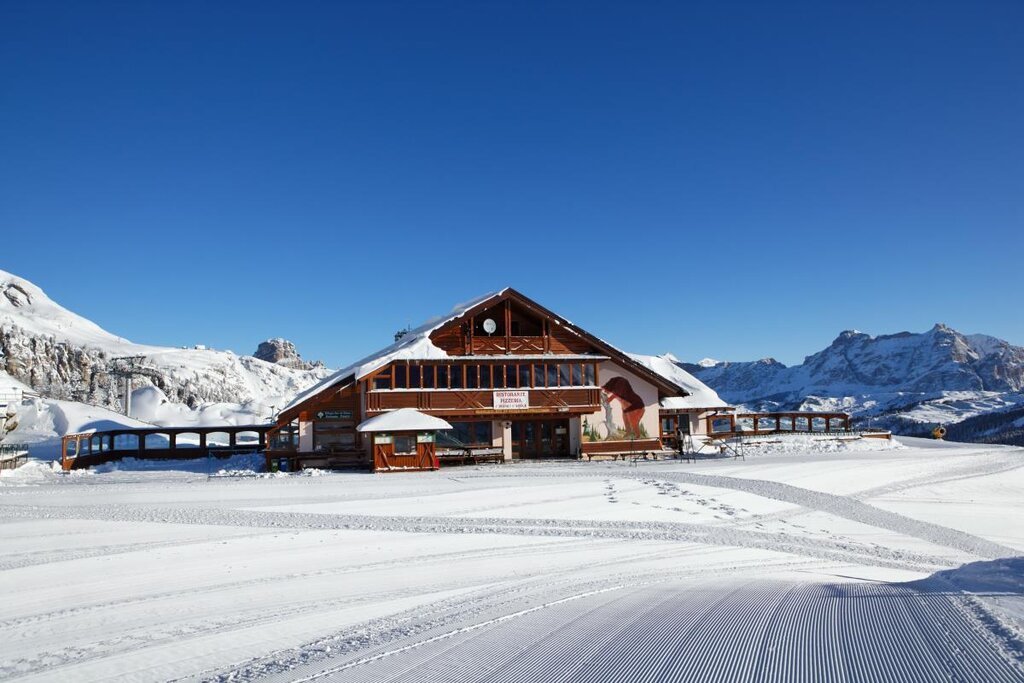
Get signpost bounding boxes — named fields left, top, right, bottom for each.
left=493, top=390, right=529, bottom=410
left=316, top=410, right=353, bottom=420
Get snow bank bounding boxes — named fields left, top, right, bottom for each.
left=5, top=397, right=153, bottom=460
left=129, top=385, right=268, bottom=427
left=920, top=558, right=1024, bottom=595
left=92, top=452, right=267, bottom=475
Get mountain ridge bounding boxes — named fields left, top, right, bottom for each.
left=683, top=324, right=1024, bottom=444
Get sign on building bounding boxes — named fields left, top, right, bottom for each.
left=493, top=390, right=529, bottom=410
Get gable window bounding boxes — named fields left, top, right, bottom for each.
left=394, top=365, right=407, bottom=389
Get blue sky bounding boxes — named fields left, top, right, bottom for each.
left=2, top=1, right=1022, bottom=368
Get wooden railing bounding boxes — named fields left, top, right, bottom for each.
left=366, top=388, right=600, bottom=414
left=705, top=411, right=853, bottom=437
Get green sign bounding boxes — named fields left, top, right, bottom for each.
left=316, top=410, right=353, bottom=420
left=417, top=433, right=435, bottom=443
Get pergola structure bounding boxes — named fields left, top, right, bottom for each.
left=61, top=424, right=271, bottom=470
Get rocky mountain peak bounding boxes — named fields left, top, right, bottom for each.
left=253, top=338, right=322, bottom=371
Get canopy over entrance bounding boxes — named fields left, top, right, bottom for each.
left=357, top=408, right=453, bottom=433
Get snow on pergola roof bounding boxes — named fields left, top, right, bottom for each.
left=628, top=353, right=730, bottom=410
left=357, top=408, right=453, bottom=433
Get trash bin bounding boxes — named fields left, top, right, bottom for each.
left=278, top=457, right=289, bottom=473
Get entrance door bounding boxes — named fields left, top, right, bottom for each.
left=511, top=419, right=570, bottom=458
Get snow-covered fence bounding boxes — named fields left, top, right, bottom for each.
left=0, top=443, right=28, bottom=470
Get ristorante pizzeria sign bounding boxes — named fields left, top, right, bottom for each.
left=493, top=390, right=529, bottom=410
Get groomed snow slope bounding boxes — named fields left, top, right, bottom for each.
left=1, top=440, right=1023, bottom=682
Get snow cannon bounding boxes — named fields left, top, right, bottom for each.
left=932, top=425, right=947, bottom=440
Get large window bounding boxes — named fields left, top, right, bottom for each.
left=371, top=361, right=600, bottom=390
left=314, top=420, right=357, bottom=451
left=437, top=421, right=492, bottom=448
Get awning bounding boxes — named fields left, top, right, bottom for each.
left=357, top=408, right=453, bottom=433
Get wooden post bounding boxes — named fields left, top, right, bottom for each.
left=504, top=299, right=512, bottom=353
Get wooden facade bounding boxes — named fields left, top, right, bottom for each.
left=269, top=289, right=697, bottom=472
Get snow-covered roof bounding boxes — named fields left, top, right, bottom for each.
left=280, top=290, right=506, bottom=414
left=357, top=408, right=453, bottom=433
left=627, top=353, right=730, bottom=410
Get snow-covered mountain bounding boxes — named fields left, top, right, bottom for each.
left=683, top=324, right=1024, bottom=443
left=0, top=269, right=330, bottom=433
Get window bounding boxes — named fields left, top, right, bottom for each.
left=394, top=434, right=416, bottom=454
left=423, top=365, right=435, bottom=389
left=479, top=365, right=491, bottom=389
left=438, top=421, right=492, bottom=447
left=436, top=365, right=449, bottom=389
left=271, top=422, right=298, bottom=449
left=450, top=365, right=464, bottom=389
left=559, top=364, right=571, bottom=387
left=465, top=365, right=478, bottom=389
left=571, top=364, right=582, bottom=386
left=409, top=365, right=421, bottom=388
left=547, top=364, right=558, bottom=387
left=533, top=364, right=545, bottom=387
left=394, top=365, right=407, bottom=389
left=661, top=417, right=675, bottom=434
left=518, top=365, right=530, bottom=388
left=314, top=421, right=357, bottom=452
left=374, top=371, right=391, bottom=390
left=493, top=365, right=505, bottom=388
left=584, top=363, right=596, bottom=386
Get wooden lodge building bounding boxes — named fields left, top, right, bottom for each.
left=267, top=288, right=733, bottom=472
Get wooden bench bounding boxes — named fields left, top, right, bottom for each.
left=585, top=450, right=661, bottom=463
left=437, top=448, right=505, bottom=466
